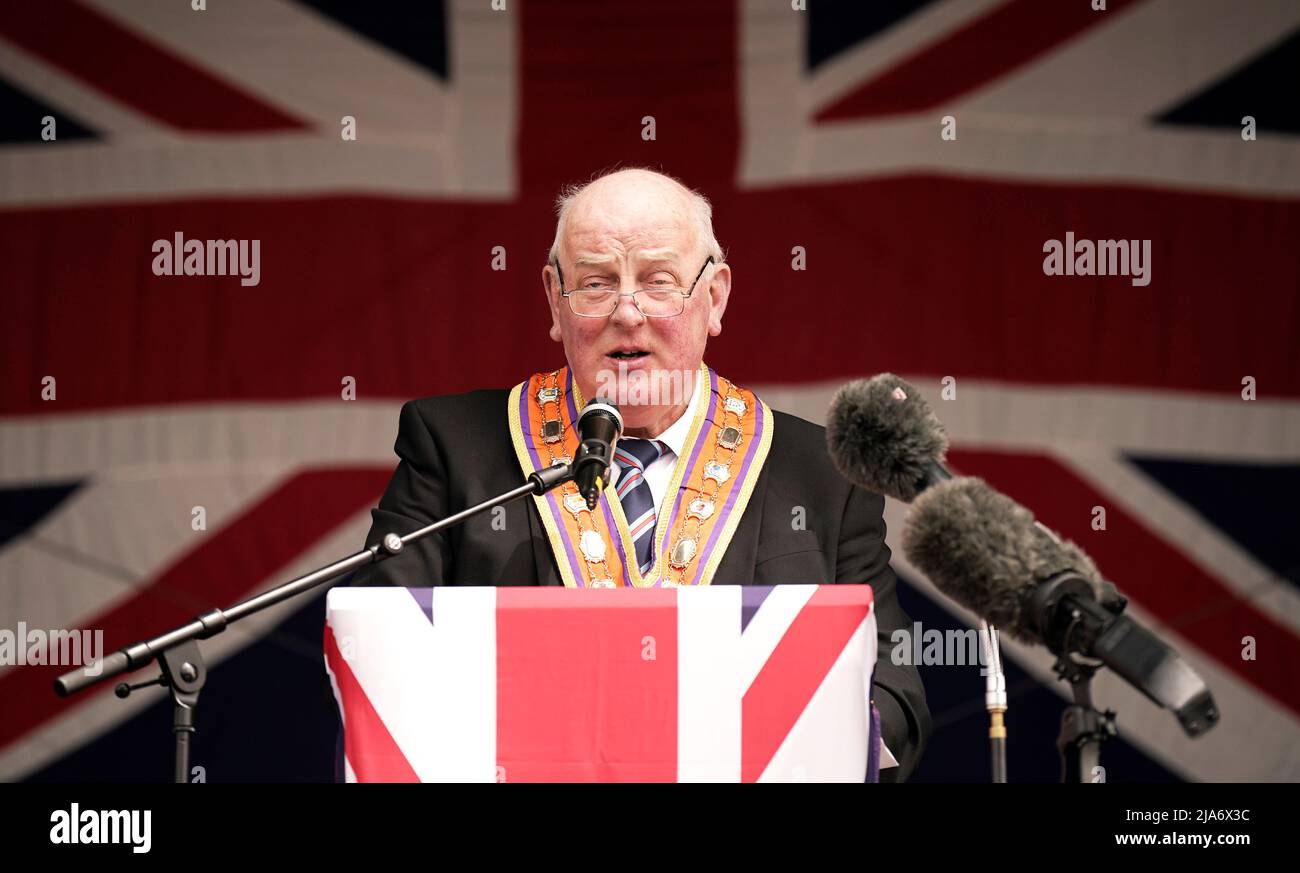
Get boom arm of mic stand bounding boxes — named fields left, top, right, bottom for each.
left=51, top=462, right=573, bottom=780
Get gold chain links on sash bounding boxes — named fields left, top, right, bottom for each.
left=663, top=378, right=746, bottom=587
left=537, top=370, right=616, bottom=588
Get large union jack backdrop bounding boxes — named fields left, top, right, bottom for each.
left=0, top=0, right=1297, bottom=782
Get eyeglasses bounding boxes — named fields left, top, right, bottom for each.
left=554, top=257, right=715, bottom=318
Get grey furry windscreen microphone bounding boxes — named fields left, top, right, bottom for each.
left=903, top=477, right=1218, bottom=737
left=826, top=373, right=951, bottom=502
left=902, top=477, right=1105, bottom=641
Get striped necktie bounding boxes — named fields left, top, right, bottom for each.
left=614, top=437, right=669, bottom=574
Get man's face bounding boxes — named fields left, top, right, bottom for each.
left=541, top=174, right=731, bottom=430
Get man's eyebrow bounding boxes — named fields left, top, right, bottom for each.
left=572, top=255, right=616, bottom=268
left=570, top=251, right=683, bottom=270
left=634, top=249, right=683, bottom=264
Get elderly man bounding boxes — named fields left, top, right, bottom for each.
left=351, top=168, right=930, bottom=781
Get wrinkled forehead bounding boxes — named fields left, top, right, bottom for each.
left=559, top=181, right=700, bottom=266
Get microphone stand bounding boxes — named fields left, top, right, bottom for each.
left=1022, top=570, right=1119, bottom=783
left=1054, top=658, right=1117, bottom=784
left=979, top=622, right=1008, bottom=783
left=52, top=463, right=574, bottom=783
left=1025, top=527, right=1117, bottom=782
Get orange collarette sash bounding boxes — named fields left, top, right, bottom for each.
left=507, top=363, right=773, bottom=588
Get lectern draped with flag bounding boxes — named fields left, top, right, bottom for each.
left=325, top=585, right=882, bottom=782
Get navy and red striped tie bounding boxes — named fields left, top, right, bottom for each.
left=614, top=438, right=669, bottom=574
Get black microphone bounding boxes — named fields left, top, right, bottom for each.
left=826, top=373, right=952, bottom=502
left=903, top=476, right=1219, bottom=737
left=574, top=400, right=623, bottom=510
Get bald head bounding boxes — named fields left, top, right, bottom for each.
left=548, top=168, right=724, bottom=268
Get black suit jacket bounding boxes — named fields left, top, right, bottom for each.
left=351, top=389, right=932, bottom=780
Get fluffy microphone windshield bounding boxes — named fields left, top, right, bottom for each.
left=826, top=374, right=948, bottom=502
left=902, top=477, right=1104, bottom=643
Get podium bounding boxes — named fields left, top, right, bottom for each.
left=325, top=584, right=882, bottom=782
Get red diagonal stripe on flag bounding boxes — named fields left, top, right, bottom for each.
left=741, top=586, right=874, bottom=783
left=0, top=467, right=390, bottom=753
left=324, top=621, right=419, bottom=783
left=0, top=0, right=306, bottom=132
left=816, top=0, right=1146, bottom=121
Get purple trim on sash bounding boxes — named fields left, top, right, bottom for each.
left=740, top=585, right=773, bottom=633
left=564, top=369, right=578, bottom=431
left=518, top=383, right=585, bottom=586
left=598, top=491, right=632, bottom=580
left=701, top=394, right=764, bottom=561
left=867, top=696, right=882, bottom=784
left=662, top=369, right=719, bottom=541
left=407, top=588, right=434, bottom=625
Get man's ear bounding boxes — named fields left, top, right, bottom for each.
left=706, top=262, right=731, bottom=337
left=542, top=263, right=563, bottom=343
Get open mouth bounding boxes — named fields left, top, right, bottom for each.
left=608, top=350, right=650, bottom=361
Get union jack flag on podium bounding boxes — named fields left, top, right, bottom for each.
left=324, top=585, right=882, bottom=782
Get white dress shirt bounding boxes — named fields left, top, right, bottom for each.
left=609, top=371, right=705, bottom=513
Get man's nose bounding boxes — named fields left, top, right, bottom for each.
left=608, top=290, right=645, bottom=327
